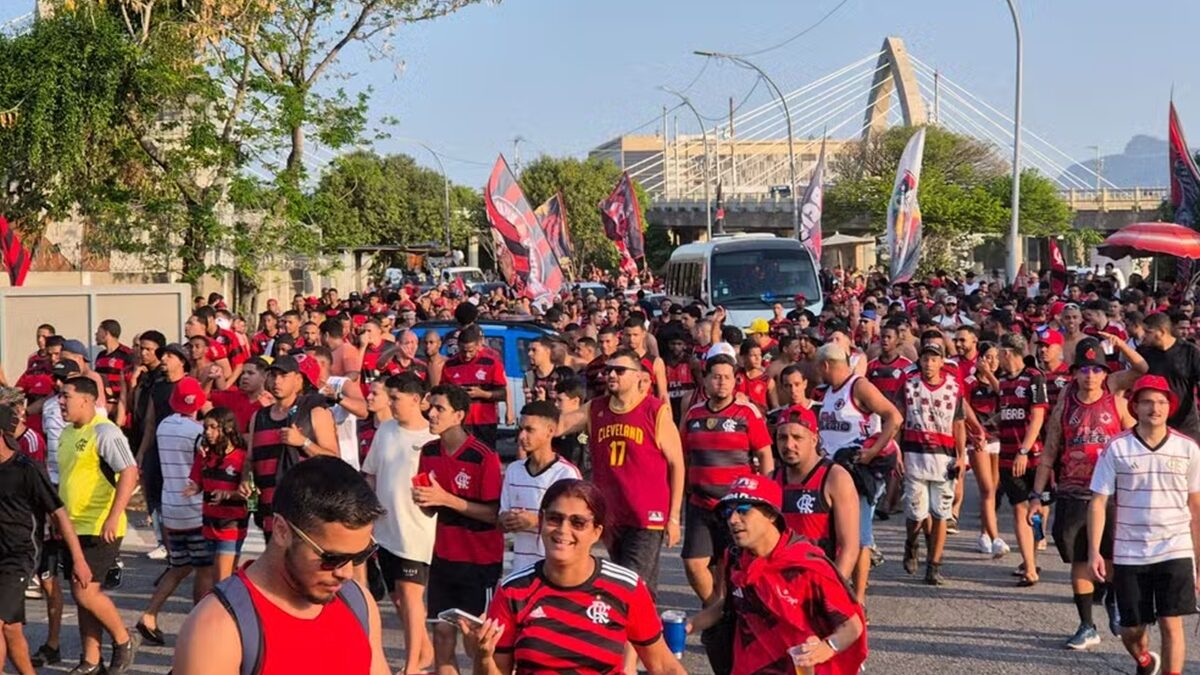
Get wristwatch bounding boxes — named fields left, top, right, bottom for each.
left=1017, top=446, right=1031, bottom=456
left=826, top=637, right=841, bottom=654
left=1028, top=490, right=1050, bottom=502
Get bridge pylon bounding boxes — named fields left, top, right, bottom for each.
left=862, top=37, right=928, bottom=143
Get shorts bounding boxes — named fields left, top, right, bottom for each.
left=681, top=502, right=731, bottom=561
left=903, top=476, right=956, bottom=522
left=998, top=467, right=1035, bottom=506
left=608, top=527, right=664, bottom=593
left=466, top=424, right=498, bottom=450
left=37, top=539, right=61, bottom=580
left=427, top=558, right=500, bottom=617
left=1051, top=496, right=1114, bottom=564
left=0, top=573, right=28, bottom=624
left=379, top=548, right=430, bottom=589
left=1113, top=558, right=1198, bottom=627
left=984, top=440, right=1000, bottom=455
left=860, top=482, right=887, bottom=549
left=62, top=536, right=122, bottom=586
left=207, top=538, right=244, bottom=558
left=165, top=528, right=213, bottom=569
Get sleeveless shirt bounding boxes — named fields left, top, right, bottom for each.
left=589, top=394, right=669, bottom=530
left=776, top=459, right=836, bottom=560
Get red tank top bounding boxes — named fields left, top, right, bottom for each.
left=238, top=570, right=372, bottom=675
left=775, top=460, right=835, bottom=560
left=589, top=394, right=670, bottom=529
left=1058, top=387, right=1123, bottom=498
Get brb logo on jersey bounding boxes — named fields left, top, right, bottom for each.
left=586, top=600, right=611, bottom=625
left=454, top=470, right=471, bottom=490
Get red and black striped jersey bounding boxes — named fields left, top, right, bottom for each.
left=996, top=367, right=1049, bottom=468
left=211, top=328, right=247, bottom=367
left=94, top=344, right=134, bottom=404
left=418, top=434, right=503, bottom=566
left=442, top=352, right=507, bottom=426
left=680, top=400, right=771, bottom=509
left=1043, top=362, right=1071, bottom=408
left=189, top=446, right=249, bottom=542
left=359, top=342, right=400, bottom=389
left=394, top=357, right=430, bottom=381
left=866, top=355, right=912, bottom=401
left=488, top=558, right=663, bottom=675
left=774, top=460, right=836, bottom=560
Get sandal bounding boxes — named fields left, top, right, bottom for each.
left=1016, top=576, right=1039, bottom=587
left=136, top=619, right=165, bottom=646
left=1011, top=563, right=1042, bottom=577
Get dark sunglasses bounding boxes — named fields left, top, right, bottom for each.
left=287, top=520, right=378, bottom=571
left=1078, top=365, right=1107, bottom=375
left=542, top=510, right=595, bottom=531
left=602, top=365, right=637, bottom=376
left=720, top=503, right=756, bottom=519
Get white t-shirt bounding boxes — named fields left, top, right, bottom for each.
left=1090, top=429, right=1200, bottom=565
left=157, top=414, right=204, bottom=531
left=362, top=420, right=439, bottom=562
left=499, top=455, right=582, bottom=571
left=326, top=376, right=361, bottom=470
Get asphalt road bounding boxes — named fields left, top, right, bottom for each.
left=20, top=480, right=1200, bottom=674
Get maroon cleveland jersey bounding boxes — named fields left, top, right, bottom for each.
left=589, top=394, right=670, bottom=530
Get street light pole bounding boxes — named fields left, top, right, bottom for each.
left=1005, top=0, right=1024, bottom=284
left=399, top=139, right=452, bottom=249
left=660, top=86, right=712, bottom=239
left=695, top=50, right=799, bottom=238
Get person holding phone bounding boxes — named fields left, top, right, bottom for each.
left=463, top=479, right=685, bottom=675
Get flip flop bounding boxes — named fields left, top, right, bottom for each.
left=136, top=620, right=165, bottom=646
left=1016, top=576, right=1039, bottom=588
left=1011, top=564, right=1042, bottom=577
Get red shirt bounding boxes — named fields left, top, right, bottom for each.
left=18, top=428, right=45, bottom=465
left=488, top=558, right=663, bottom=675
left=589, top=394, right=670, bottom=530
left=208, top=389, right=263, bottom=433
left=996, top=367, right=1049, bottom=468
left=1043, top=362, right=1071, bottom=408
left=681, top=400, right=771, bottom=509
left=1058, top=389, right=1124, bottom=498
left=442, top=352, right=507, bottom=426
left=735, top=370, right=770, bottom=410
left=250, top=331, right=276, bottom=356
left=189, top=446, right=249, bottom=542
left=664, top=359, right=697, bottom=419
left=24, top=351, right=51, bottom=378
left=774, top=460, right=836, bottom=559
left=418, top=435, right=503, bottom=566
left=212, top=327, right=247, bottom=367
left=866, top=355, right=912, bottom=401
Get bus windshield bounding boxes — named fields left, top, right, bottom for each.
left=710, top=248, right=820, bottom=306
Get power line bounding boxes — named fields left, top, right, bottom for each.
left=733, top=0, right=854, bottom=58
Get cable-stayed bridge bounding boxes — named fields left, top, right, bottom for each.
left=590, top=37, right=1166, bottom=239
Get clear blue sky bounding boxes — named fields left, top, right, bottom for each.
left=345, top=0, right=1197, bottom=188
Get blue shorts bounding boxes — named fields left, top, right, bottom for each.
left=207, top=538, right=244, bottom=557
left=860, top=482, right=887, bottom=548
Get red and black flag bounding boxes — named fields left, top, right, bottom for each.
left=484, top=155, right=563, bottom=304
left=599, top=172, right=646, bottom=265
left=535, top=192, right=574, bottom=271
left=1169, top=102, right=1200, bottom=280
left=0, top=216, right=30, bottom=287
left=1047, top=237, right=1067, bottom=296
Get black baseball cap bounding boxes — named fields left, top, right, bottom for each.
left=50, top=360, right=81, bottom=381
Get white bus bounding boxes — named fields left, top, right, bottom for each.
left=663, top=233, right=823, bottom=328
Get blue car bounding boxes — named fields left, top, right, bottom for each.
left=412, top=320, right=561, bottom=431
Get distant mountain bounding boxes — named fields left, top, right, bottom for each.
left=1057, top=135, right=1181, bottom=189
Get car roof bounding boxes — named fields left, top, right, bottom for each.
left=412, top=319, right=560, bottom=337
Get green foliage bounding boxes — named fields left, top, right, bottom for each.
left=519, top=156, right=646, bottom=273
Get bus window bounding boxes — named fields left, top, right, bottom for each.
left=710, top=249, right=819, bottom=306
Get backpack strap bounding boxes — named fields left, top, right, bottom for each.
left=336, top=579, right=371, bottom=638
left=212, top=574, right=264, bottom=675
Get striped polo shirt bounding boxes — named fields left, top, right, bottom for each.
left=1090, top=428, right=1200, bottom=565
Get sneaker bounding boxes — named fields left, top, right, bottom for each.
left=108, top=635, right=139, bottom=675
left=924, top=564, right=946, bottom=586
left=145, top=545, right=168, bottom=561
left=945, top=518, right=959, bottom=535
left=977, top=533, right=993, bottom=554
left=67, top=661, right=106, bottom=675
left=30, top=643, right=61, bottom=667
left=991, top=538, right=1011, bottom=559
left=1135, top=651, right=1161, bottom=675
left=24, top=577, right=42, bottom=599
left=1104, top=590, right=1121, bottom=636
left=1064, top=623, right=1100, bottom=650
left=903, top=541, right=919, bottom=575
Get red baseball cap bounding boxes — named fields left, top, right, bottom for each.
left=168, top=377, right=207, bottom=416
left=1128, top=375, right=1178, bottom=420
left=718, top=475, right=784, bottom=520
left=18, top=374, right=54, bottom=398
left=779, top=404, right=818, bottom=434
left=1036, top=329, right=1064, bottom=346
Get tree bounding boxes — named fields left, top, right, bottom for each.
left=306, top=150, right=482, bottom=250
left=518, top=156, right=648, bottom=273
left=825, top=125, right=1073, bottom=274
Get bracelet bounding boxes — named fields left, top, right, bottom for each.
left=302, top=438, right=312, bottom=450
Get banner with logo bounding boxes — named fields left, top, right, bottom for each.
left=484, top=155, right=563, bottom=303
left=1048, top=237, right=1067, bottom=296
left=798, top=138, right=826, bottom=259
left=599, top=172, right=646, bottom=273
left=886, top=128, right=926, bottom=284
left=535, top=192, right=574, bottom=279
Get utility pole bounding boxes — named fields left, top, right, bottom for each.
left=1004, top=0, right=1024, bottom=285
left=662, top=106, right=669, bottom=198
left=512, top=136, right=525, bottom=174
left=729, top=96, right=737, bottom=190
left=659, top=86, right=712, bottom=240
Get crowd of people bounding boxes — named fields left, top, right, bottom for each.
left=0, top=260, right=1195, bottom=675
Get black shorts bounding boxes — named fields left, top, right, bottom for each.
left=998, top=467, right=1034, bottom=506
left=1113, top=558, right=1198, bottom=627
left=1051, top=496, right=1114, bottom=564
left=378, top=548, right=430, bottom=589
left=37, top=539, right=61, bottom=580
left=165, top=528, right=213, bottom=569
left=0, top=573, right=28, bottom=624
left=427, top=558, right=500, bottom=617
left=466, top=424, right=498, bottom=450
left=681, top=502, right=731, bottom=561
left=608, top=527, right=664, bottom=593
left=62, top=536, right=122, bottom=586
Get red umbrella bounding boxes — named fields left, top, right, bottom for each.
left=1096, top=222, right=1200, bottom=260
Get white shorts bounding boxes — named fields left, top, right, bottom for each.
left=903, top=476, right=956, bottom=522
left=984, top=440, right=1000, bottom=455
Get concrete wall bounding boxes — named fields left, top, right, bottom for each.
left=0, top=284, right=190, bottom=383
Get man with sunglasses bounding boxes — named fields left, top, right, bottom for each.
left=1030, top=338, right=1141, bottom=649
left=174, top=456, right=389, bottom=675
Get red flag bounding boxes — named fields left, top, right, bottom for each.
left=452, top=275, right=467, bottom=296
left=535, top=192, right=574, bottom=266
left=483, top=155, right=563, bottom=304
left=1048, top=238, right=1067, bottom=296
left=0, top=216, right=31, bottom=287
left=599, top=173, right=645, bottom=268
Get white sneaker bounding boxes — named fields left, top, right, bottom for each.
left=991, top=538, right=1011, bottom=558
left=977, top=533, right=993, bottom=554
left=145, top=545, right=168, bottom=561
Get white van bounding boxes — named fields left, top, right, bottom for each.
left=438, top=266, right=485, bottom=288
left=663, top=233, right=823, bottom=328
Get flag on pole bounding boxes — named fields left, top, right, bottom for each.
left=0, top=216, right=31, bottom=287
left=535, top=192, right=574, bottom=279
left=484, top=155, right=563, bottom=304
left=1169, top=101, right=1200, bottom=228
left=599, top=173, right=646, bottom=275
left=1048, top=238, right=1067, bottom=296
left=798, top=137, right=826, bottom=260
left=886, top=128, right=927, bottom=284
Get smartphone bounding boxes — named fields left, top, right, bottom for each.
left=412, top=472, right=433, bottom=488
left=438, top=608, right=484, bottom=627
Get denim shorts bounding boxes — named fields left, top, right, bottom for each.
left=207, top=538, right=244, bottom=557
left=860, top=482, right=887, bottom=548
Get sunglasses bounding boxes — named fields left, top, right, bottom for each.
left=287, top=520, right=378, bottom=571
left=602, top=365, right=638, bottom=376
left=1078, top=365, right=1106, bottom=375
left=720, top=503, right=756, bottom=519
left=542, top=510, right=595, bottom=531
